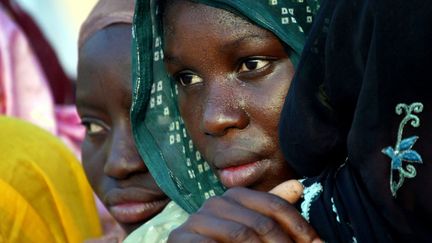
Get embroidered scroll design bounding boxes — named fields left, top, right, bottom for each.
left=382, top=102, right=424, bottom=197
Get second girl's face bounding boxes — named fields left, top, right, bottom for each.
left=164, top=1, right=296, bottom=191
left=77, top=24, right=168, bottom=234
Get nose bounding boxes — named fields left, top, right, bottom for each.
left=201, top=82, right=249, bottom=137
left=104, top=125, right=147, bottom=179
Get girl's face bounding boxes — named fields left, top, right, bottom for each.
left=76, top=24, right=168, bottom=234
left=164, top=1, right=296, bottom=191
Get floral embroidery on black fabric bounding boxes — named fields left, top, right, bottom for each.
left=382, top=102, right=424, bottom=197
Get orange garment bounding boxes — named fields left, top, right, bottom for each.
left=0, top=116, right=102, bottom=242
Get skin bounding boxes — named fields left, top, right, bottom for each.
left=163, top=1, right=321, bottom=242
left=164, top=0, right=295, bottom=192
left=76, top=24, right=169, bottom=234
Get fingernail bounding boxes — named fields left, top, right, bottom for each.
left=312, top=238, right=324, bottom=243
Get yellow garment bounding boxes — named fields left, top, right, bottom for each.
left=0, top=116, right=102, bottom=243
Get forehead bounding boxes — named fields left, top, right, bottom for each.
left=163, top=0, right=277, bottom=61
left=78, top=24, right=131, bottom=70
left=163, top=0, right=262, bottom=39
left=76, top=24, right=132, bottom=104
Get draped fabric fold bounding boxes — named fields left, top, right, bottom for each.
left=0, top=7, right=84, bottom=157
left=0, top=116, right=102, bottom=242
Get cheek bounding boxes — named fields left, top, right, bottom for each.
left=178, top=90, right=204, bottom=143
left=247, top=69, right=293, bottom=138
left=81, top=139, right=104, bottom=194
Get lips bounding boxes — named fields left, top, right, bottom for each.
left=109, top=200, right=169, bottom=224
left=217, top=159, right=269, bottom=188
left=211, top=148, right=271, bottom=188
left=105, top=188, right=169, bottom=224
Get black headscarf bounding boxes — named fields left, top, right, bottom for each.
left=279, top=0, right=432, bottom=241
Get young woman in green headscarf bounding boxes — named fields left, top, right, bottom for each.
left=127, top=0, right=321, bottom=242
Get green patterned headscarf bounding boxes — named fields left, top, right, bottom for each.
left=131, top=0, right=319, bottom=214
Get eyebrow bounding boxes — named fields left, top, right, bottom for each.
left=120, top=91, right=132, bottom=111
left=220, top=33, right=272, bottom=52
left=164, top=33, right=273, bottom=66
left=164, top=53, right=182, bottom=66
left=75, top=99, right=102, bottom=112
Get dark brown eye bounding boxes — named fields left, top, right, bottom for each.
left=176, top=71, right=203, bottom=86
left=239, top=59, right=270, bottom=73
left=81, top=119, right=109, bottom=136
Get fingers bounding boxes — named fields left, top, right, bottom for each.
left=170, top=195, right=293, bottom=243
left=169, top=206, right=262, bottom=243
left=168, top=186, right=321, bottom=243
left=167, top=230, right=217, bottom=243
left=269, top=180, right=304, bottom=204
left=224, top=187, right=320, bottom=243
left=197, top=196, right=293, bottom=243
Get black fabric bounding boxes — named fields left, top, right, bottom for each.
left=280, top=0, right=432, bottom=241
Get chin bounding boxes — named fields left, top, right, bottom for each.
left=121, top=222, right=143, bottom=235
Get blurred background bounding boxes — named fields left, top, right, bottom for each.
left=0, top=1, right=123, bottom=239
left=15, top=0, right=97, bottom=78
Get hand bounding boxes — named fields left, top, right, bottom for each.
left=168, top=180, right=321, bottom=243
left=269, top=180, right=304, bottom=204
